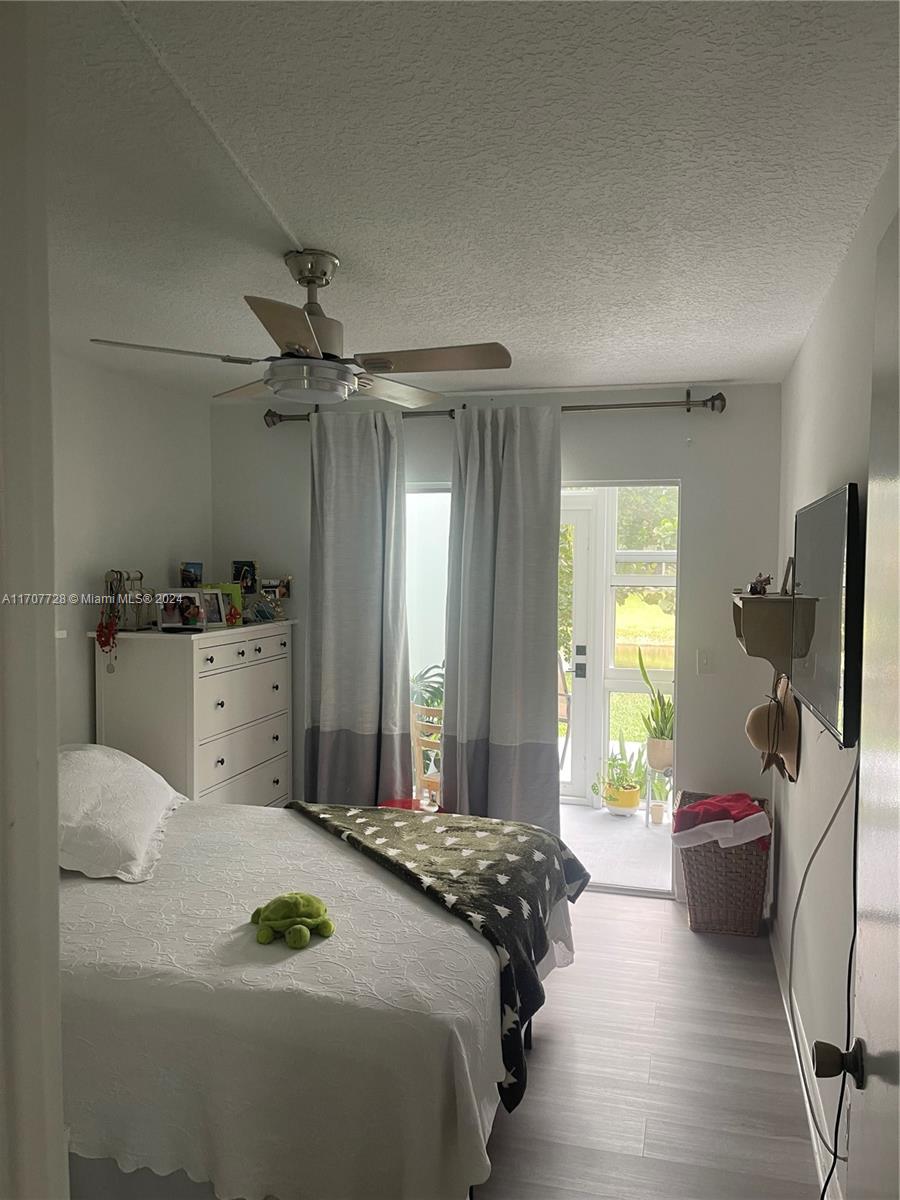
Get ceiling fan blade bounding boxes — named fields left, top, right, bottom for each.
left=356, top=374, right=443, bottom=410
left=212, top=379, right=270, bottom=401
left=353, top=341, right=511, bottom=374
left=244, top=295, right=321, bottom=357
left=90, top=338, right=262, bottom=366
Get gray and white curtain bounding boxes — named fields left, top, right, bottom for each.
left=305, top=412, right=412, bottom=806
left=442, top=406, right=562, bottom=834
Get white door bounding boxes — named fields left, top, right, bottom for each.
left=559, top=503, right=591, bottom=800
left=846, top=216, right=898, bottom=1200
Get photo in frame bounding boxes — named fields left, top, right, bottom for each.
left=232, top=560, right=258, bottom=595
left=261, top=576, right=292, bottom=601
left=180, top=561, right=203, bottom=588
left=200, top=588, right=227, bottom=628
left=157, top=590, right=205, bottom=632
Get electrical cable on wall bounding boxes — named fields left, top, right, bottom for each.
left=785, top=748, right=860, bottom=1166
left=818, top=755, right=861, bottom=1200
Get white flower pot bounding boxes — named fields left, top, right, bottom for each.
left=647, top=737, right=674, bottom=771
left=650, top=801, right=665, bottom=826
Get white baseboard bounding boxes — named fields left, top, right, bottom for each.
left=770, top=929, right=844, bottom=1200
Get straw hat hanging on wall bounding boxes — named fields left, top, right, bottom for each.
left=745, top=674, right=801, bottom=782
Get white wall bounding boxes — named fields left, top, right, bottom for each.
left=771, top=153, right=898, bottom=1188
left=405, top=385, right=783, bottom=801
left=209, top=405, right=310, bottom=789
left=52, top=352, right=212, bottom=744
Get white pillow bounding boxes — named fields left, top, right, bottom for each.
left=58, top=745, right=185, bottom=882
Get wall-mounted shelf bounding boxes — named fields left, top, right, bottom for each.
left=732, top=594, right=817, bottom=677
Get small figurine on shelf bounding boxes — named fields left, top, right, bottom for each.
left=225, top=600, right=242, bottom=626
left=748, top=573, right=773, bottom=596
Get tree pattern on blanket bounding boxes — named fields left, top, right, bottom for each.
left=289, top=801, right=591, bottom=1110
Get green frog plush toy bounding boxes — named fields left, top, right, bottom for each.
left=251, top=892, right=336, bottom=949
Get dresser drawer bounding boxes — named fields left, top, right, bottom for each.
left=196, top=712, right=288, bottom=791
left=196, top=631, right=290, bottom=674
left=199, top=754, right=290, bottom=806
left=196, top=659, right=289, bottom=740
left=244, top=630, right=290, bottom=663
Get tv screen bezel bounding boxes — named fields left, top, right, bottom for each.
left=790, top=482, right=863, bottom=748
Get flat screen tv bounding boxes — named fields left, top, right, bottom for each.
left=791, top=483, right=863, bottom=747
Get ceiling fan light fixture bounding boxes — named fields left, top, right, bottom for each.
left=262, top=358, right=356, bottom=406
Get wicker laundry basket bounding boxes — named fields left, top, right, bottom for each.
left=675, top=790, right=770, bottom=937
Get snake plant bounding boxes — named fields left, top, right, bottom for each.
left=638, top=647, right=674, bottom=740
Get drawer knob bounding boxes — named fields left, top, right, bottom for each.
left=272, top=733, right=280, bottom=742
left=272, top=777, right=280, bottom=787
left=254, top=645, right=262, bottom=654
left=237, top=649, right=246, bottom=658
left=215, top=757, right=226, bottom=767
left=205, top=655, right=215, bottom=664
left=280, top=640, right=287, bottom=648
left=215, top=699, right=225, bottom=709
left=272, top=683, right=280, bottom=691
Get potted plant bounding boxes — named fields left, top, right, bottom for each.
left=410, top=663, right=444, bottom=709
left=649, top=773, right=670, bottom=825
left=410, top=664, right=444, bottom=777
left=592, top=738, right=643, bottom=816
left=638, top=647, right=675, bottom=771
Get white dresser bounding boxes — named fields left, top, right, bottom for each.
left=92, top=621, right=294, bottom=805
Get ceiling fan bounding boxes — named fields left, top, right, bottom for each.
left=91, top=249, right=512, bottom=409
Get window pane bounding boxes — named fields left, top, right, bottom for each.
left=406, top=492, right=451, bottom=678
left=608, top=691, right=655, bottom=749
left=607, top=692, right=674, bottom=779
left=558, top=523, right=574, bottom=668
left=614, top=559, right=676, bottom=577
left=613, top=586, right=675, bottom=670
left=616, top=485, right=678, bottom=552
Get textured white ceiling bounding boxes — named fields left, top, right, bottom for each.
left=46, top=2, right=897, bottom=399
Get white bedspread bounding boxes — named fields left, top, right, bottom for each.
left=60, top=802, right=573, bottom=1200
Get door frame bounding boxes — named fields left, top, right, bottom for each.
left=559, top=498, right=594, bottom=802
left=0, top=6, right=69, bottom=1195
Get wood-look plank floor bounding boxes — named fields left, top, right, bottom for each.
left=478, top=892, right=818, bottom=1200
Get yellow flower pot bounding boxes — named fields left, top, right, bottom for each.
left=605, top=784, right=641, bottom=816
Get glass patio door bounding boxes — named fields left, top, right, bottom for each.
left=559, top=484, right=678, bottom=894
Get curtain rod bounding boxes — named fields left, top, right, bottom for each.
left=263, top=389, right=726, bottom=426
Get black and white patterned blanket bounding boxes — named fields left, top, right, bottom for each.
left=289, top=801, right=590, bottom=1110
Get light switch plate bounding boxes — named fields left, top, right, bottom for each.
left=696, top=648, right=713, bottom=675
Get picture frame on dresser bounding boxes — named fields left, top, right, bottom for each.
left=200, top=588, right=227, bottom=628
left=157, top=590, right=205, bottom=631
left=91, top=622, right=295, bottom=806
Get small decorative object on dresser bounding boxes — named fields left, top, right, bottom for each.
left=261, top=576, right=292, bottom=619
left=747, top=572, right=772, bottom=596
left=91, top=621, right=294, bottom=805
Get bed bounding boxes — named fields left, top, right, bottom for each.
left=61, top=800, right=576, bottom=1200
